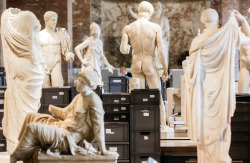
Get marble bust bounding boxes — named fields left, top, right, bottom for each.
left=183, top=8, right=250, bottom=163
left=11, top=67, right=118, bottom=162
left=75, top=22, right=114, bottom=86
left=120, top=1, right=169, bottom=130
left=40, top=11, right=75, bottom=87
left=1, top=8, right=44, bottom=154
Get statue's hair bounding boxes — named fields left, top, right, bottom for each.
left=90, top=22, right=100, bottom=35
left=44, top=11, right=58, bottom=22
left=78, top=68, right=99, bottom=90
left=200, top=8, right=218, bottom=24
left=138, top=1, right=154, bottom=18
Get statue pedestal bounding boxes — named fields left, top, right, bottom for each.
left=32, top=151, right=118, bottom=163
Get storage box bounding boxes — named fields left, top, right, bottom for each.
left=232, top=112, right=250, bottom=122
left=0, top=95, right=4, bottom=109
left=0, top=109, right=3, bottom=120
left=103, top=104, right=130, bottom=114
left=105, top=122, right=129, bottom=142
left=130, top=131, right=160, bottom=154
left=105, top=142, right=129, bottom=160
left=131, top=89, right=160, bottom=105
left=229, top=141, right=250, bottom=160
left=130, top=105, right=160, bottom=131
left=236, top=94, right=250, bottom=102
left=41, top=87, right=71, bottom=105
left=231, top=123, right=250, bottom=133
left=104, top=113, right=129, bottom=122
left=0, top=139, right=6, bottom=152
left=231, top=133, right=249, bottom=142
left=108, top=83, right=128, bottom=93
left=130, top=154, right=160, bottom=163
left=103, top=93, right=130, bottom=105
left=0, top=128, right=4, bottom=139
left=0, top=86, right=6, bottom=96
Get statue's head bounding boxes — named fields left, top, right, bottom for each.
left=90, top=22, right=101, bottom=38
left=44, top=11, right=58, bottom=30
left=154, top=2, right=163, bottom=17
left=138, top=1, right=154, bottom=20
left=200, top=8, right=218, bottom=25
left=77, top=68, right=99, bottom=92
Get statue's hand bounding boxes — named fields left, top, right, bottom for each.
left=233, top=10, right=245, bottom=22
left=162, top=70, right=168, bottom=82
left=66, top=52, right=75, bottom=62
left=107, top=65, right=114, bottom=73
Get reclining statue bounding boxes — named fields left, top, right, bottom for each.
left=11, top=67, right=118, bottom=162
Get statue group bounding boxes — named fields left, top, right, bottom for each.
left=1, top=1, right=250, bottom=163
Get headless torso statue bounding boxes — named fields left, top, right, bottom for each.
left=120, top=1, right=169, bottom=130
left=40, top=11, right=74, bottom=87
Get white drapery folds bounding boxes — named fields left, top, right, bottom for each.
left=184, top=13, right=240, bottom=162
left=1, top=8, right=44, bottom=153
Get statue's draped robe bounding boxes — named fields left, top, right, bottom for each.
left=184, top=14, right=240, bottom=163
left=0, top=8, right=44, bottom=153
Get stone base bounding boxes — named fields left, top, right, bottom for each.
left=0, top=152, right=10, bottom=163
left=33, top=151, right=119, bottom=163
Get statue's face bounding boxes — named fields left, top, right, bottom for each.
left=76, top=77, right=92, bottom=92
left=46, top=15, right=57, bottom=30
left=92, top=27, right=101, bottom=38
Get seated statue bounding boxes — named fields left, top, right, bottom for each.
left=11, top=67, right=118, bottom=162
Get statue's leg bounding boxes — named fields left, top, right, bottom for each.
left=131, top=72, right=146, bottom=89
left=51, top=62, right=63, bottom=87
left=238, top=67, right=250, bottom=93
left=145, top=73, right=167, bottom=127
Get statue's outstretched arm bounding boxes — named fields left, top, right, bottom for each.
left=156, top=24, right=168, bottom=81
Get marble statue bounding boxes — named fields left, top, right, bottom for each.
left=75, top=22, right=114, bottom=86
left=1, top=8, right=44, bottom=154
left=120, top=1, right=169, bottom=130
left=238, top=8, right=250, bottom=93
left=40, top=11, right=75, bottom=87
left=128, top=1, right=170, bottom=69
left=183, top=9, right=250, bottom=163
left=11, top=67, right=119, bottom=162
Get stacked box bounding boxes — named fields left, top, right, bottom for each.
left=229, top=94, right=250, bottom=162
left=39, top=87, right=71, bottom=115
left=108, top=76, right=129, bottom=93
left=103, top=93, right=130, bottom=162
left=0, top=86, right=6, bottom=152
left=130, top=89, right=160, bottom=163
left=0, top=67, right=6, bottom=86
